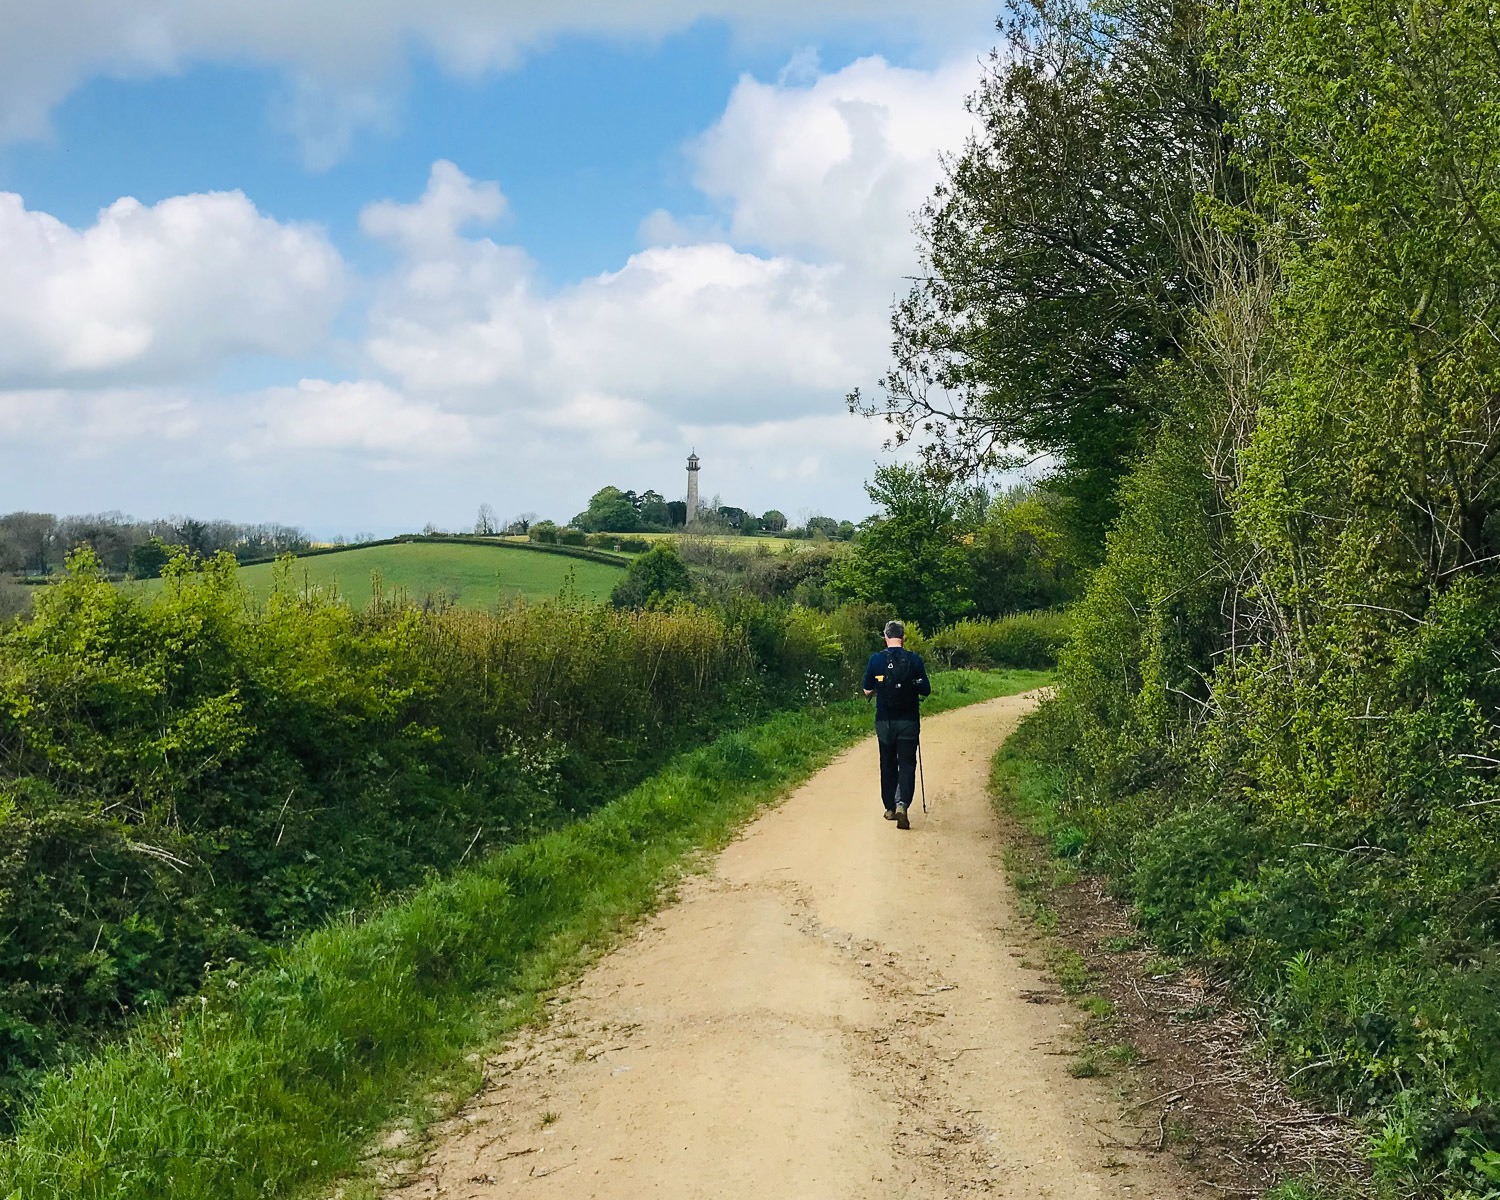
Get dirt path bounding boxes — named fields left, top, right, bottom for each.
left=387, top=695, right=1189, bottom=1199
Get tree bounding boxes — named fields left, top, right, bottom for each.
left=761, top=509, right=788, bottom=533
left=173, top=517, right=211, bottom=556
left=474, top=504, right=498, bottom=535
left=968, top=486, right=1078, bottom=614
left=0, top=512, right=57, bottom=575
left=638, top=490, right=671, bottom=529
left=666, top=501, right=688, bottom=528
left=128, top=537, right=176, bottom=580
left=576, top=487, right=642, bottom=534
left=830, top=465, right=978, bottom=630
left=503, top=511, right=537, bottom=535
left=610, top=543, right=693, bottom=609
left=851, top=0, right=1243, bottom=559
left=717, top=505, right=747, bottom=531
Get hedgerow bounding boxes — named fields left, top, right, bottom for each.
left=0, top=549, right=876, bottom=1123
left=890, top=0, right=1500, bottom=1193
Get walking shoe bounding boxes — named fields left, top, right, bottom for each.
left=895, top=803, right=910, bottom=830
left=883, top=808, right=898, bottom=820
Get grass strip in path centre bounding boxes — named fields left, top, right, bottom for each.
left=0, top=669, right=1048, bottom=1200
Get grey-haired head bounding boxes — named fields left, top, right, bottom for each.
left=883, top=620, right=905, bottom=641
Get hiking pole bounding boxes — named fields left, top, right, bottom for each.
left=917, top=741, right=928, bottom=814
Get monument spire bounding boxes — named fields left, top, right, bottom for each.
left=686, top=450, right=701, bottom=526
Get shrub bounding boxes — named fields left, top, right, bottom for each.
left=557, top=529, right=588, bottom=547
left=610, top=543, right=693, bottom=610
left=925, top=612, right=1071, bottom=670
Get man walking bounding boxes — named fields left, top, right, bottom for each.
left=863, top=620, right=931, bottom=829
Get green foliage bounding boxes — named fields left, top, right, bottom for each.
left=832, top=468, right=1080, bottom=629
left=968, top=488, right=1079, bottom=613
left=0, top=670, right=1042, bottom=1200
left=637, top=490, right=671, bottom=530
left=573, top=486, right=642, bottom=534
left=0, top=548, right=879, bottom=1125
left=125, top=537, right=174, bottom=580
left=609, top=543, right=693, bottom=610
left=853, top=0, right=1243, bottom=558
left=922, top=612, right=1072, bottom=671
left=988, top=0, right=1500, bottom=1190
left=830, top=465, right=978, bottom=629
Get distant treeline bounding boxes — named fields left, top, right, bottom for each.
left=0, top=511, right=313, bottom=578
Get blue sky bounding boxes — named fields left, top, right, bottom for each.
left=0, top=3, right=997, bottom=535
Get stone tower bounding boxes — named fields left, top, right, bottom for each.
left=686, top=452, right=701, bottom=524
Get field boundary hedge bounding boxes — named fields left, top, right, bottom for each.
left=234, top=534, right=630, bottom=570
left=0, top=669, right=1048, bottom=1200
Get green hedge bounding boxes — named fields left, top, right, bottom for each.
left=0, top=552, right=876, bottom=1123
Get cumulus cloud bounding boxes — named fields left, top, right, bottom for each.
left=0, top=189, right=345, bottom=387
left=362, top=53, right=979, bottom=426
left=0, top=0, right=994, bottom=160
left=239, top=378, right=481, bottom=459
left=360, top=159, right=507, bottom=253
left=0, top=49, right=984, bottom=524
left=686, top=54, right=978, bottom=274
left=363, top=184, right=880, bottom=421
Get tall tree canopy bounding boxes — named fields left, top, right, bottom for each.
left=854, top=0, right=1244, bottom=557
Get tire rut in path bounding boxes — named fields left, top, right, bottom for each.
left=385, top=694, right=1189, bottom=1199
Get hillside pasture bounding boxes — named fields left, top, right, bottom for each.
left=144, top=542, right=624, bottom=609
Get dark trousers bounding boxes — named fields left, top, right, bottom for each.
left=875, top=718, right=920, bottom=811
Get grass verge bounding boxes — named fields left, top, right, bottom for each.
left=0, top=668, right=1047, bottom=1200
left=990, top=718, right=1369, bottom=1198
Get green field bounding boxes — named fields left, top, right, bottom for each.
left=630, top=532, right=819, bottom=555
left=146, top=543, right=624, bottom=609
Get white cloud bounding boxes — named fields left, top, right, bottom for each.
left=363, top=197, right=882, bottom=419
left=0, top=49, right=986, bottom=526
left=360, top=159, right=507, bottom=253
left=270, top=73, right=401, bottom=173
left=239, top=378, right=480, bottom=458
left=0, top=387, right=201, bottom=449
left=0, top=190, right=345, bottom=387
left=362, top=52, right=981, bottom=424
left=686, top=54, right=978, bottom=274
left=0, top=0, right=994, bottom=161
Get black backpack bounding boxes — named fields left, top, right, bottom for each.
left=876, top=648, right=920, bottom=718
